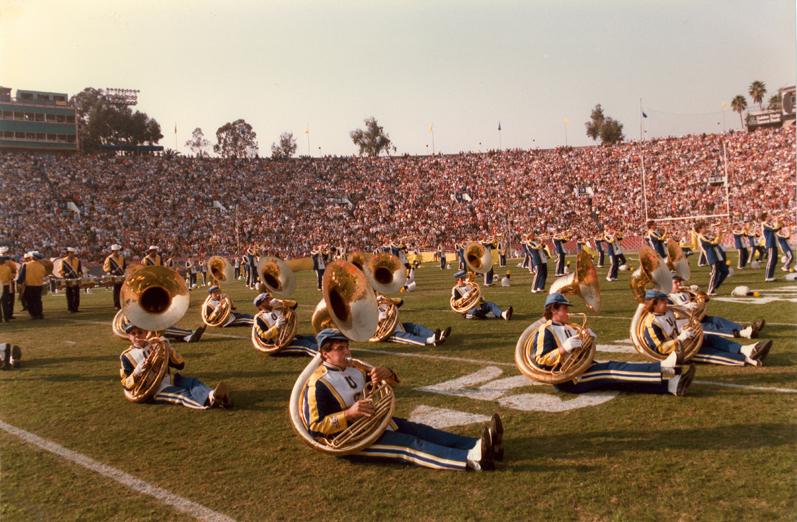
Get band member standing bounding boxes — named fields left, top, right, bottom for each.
left=437, top=244, right=446, bottom=270
left=694, top=221, right=729, bottom=295
left=454, top=243, right=466, bottom=271
left=0, top=247, right=15, bottom=319
left=252, top=293, right=318, bottom=356
left=645, top=221, right=667, bottom=259
left=103, top=244, right=126, bottom=309
left=245, top=247, right=258, bottom=289
left=480, top=237, right=496, bottom=286
left=234, top=256, right=241, bottom=279
left=142, top=246, right=163, bottom=266
left=59, top=247, right=82, bottom=313
left=311, top=245, right=327, bottom=291
left=529, top=232, right=548, bottom=293
left=185, top=257, right=197, bottom=288
left=592, top=234, right=605, bottom=267
left=120, top=324, right=231, bottom=409
left=731, top=223, right=749, bottom=269
left=17, top=252, right=45, bottom=320
left=552, top=229, right=567, bottom=277
left=0, top=256, right=12, bottom=322
left=198, top=259, right=208, bottom=286
left=498, top=235, right=508, bottom=268
left=777, top=225, right=793, bottom=272
left=760, top=213, right=782, bottom=281
left=603, top=228, right=619, bottom=281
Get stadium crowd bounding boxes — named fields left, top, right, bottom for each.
left=1, top=127, right=794, bottom=262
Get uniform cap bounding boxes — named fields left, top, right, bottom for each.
left=544, top=292, right=573, bottom=308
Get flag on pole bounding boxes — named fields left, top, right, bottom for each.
left=498, top=122, right=501, bottom=131
left=722, top=101, right=727, bottom=110
left=174, top=123, right=177, bottom=133
left=305, top=126, right=309, bottom=134
left=564, top=118, right=569, bottom=126
left=642, top=111, right=648, bottom=118
left=430, top=124, right=433, bottom=132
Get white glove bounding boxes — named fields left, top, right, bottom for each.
left=677, top=328, right=695, bottom=341
left=378, top=311, right=388, bottom=322
left=689, top=285, right=700, bottom=292
left=561, top=337, right=582, bottom=353
left=586, top=328, right=597, bottom=340
left=275, top=316, right=287, bottom=328
left=132, top=360, right=147, bottom=377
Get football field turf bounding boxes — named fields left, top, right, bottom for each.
left=1, top=255, right=795, bottom=521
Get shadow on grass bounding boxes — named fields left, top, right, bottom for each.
left=23, top=355, right=120, bottom=367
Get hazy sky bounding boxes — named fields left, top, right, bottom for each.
left=2, top=0, right=794, bottom=156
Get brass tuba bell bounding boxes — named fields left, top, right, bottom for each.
left=257, top=256, right=297, bottom=297
left=346, top=251, right=369, bottom=273
left=364, top=253, right=407, bottom=295
left=630, top=245, right=673, bottom=304
left=548, top=249, right=601, bottom=315
left=665, top=239, right=690, bottom=281
left=464, top=241, right=493, bottom=274
left=320, top=261, right=379, bottom=343
left=208, top=256, right=234, bottom=285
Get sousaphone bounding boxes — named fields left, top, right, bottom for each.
left=291, top=260, right=393, bottom=456
left=251, top=256, right=303, bottom=353
left=120, top=266, right=189, bottom=403
left=364, top=253, right=406, bottom=341
left=208, top=256, right=235, bottom=286
left=449, top=242, right=492, bottom=314
left=515, top=249, right=600, bottom=384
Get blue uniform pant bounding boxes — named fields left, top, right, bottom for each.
left=484, top=268, right=494, bottom=286
left=765, top=247, right=778, bottom=278
left=596, top=250, right=604, bottom=267
left=554, top=361, right=668, bottom=394
left=532, top=263, right=547, bottom=291
left=607, top=254, right=618, bottom=279
left=387, top=322, right=435, bottom=346
left=697, top=250, right=707, bottom=266
left=464, top=301, right=504, bottom=320
left=152, top=374, right=212, bottom=409
left=707, top=261, right=729, bottom=293
left=555, top=253, right=566, bottom=276
left=269, top=334, right=319, bottom=357
left=315, top=269, right=324, bottom=290
left=701, top=315, right=743, bottom=338
left=737, top=248, right=748, bottom=268
left=227, top=313, right=255, bottom=327
left=782, top=248, right=793, bottom=270
left=692, top=335, right=746, bottom=366
left=344, top=417, right=478, bottom=471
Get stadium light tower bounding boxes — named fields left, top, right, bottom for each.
left=104, top=88, right=140, bottom=107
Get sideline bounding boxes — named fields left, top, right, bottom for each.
left=0, top=421, right=237, bottom=522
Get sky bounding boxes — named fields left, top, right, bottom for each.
left=1, top=0, right=794, bottom=157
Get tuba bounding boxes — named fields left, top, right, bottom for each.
left=665, top=239, right=690, bottom=281
left=201, top=292, right=232, bottom=327
left=464, top=241, right=493, bottom=274
left=257, top=256, right=297, bottom=297
left=364, top=253, right=407, bottom=294
left=515, top=249, right=600, bottom=384
left=369, top=295, right=400, bottom=342
left=208, top=256, right=234, bottom=286
left=120, top=266, right=189, bottom=403
left=450, top=270, right=482, bottom=314
left=112, top=309, right=128, bottom=340
left=291, top=260, right=392, bottom=456
left=346, top=251, right=369, bottom=273
left=251, top=299, right=300, bottom=354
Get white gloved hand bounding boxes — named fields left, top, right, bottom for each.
left=275, top=316, right=287, bottom=328
left=677, top=328, right=695, bottom=341
left=132, top=360, right=147, bottom=377
left=378, top=312, right=388, bottom=322
left=561, top=337, right=582, bottom=353
left=586, top=328, right=597, bottom=340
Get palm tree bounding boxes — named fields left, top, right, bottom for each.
left=748, top=81, right=767, bottom=111
left=731, top=95, right=748, bottom=128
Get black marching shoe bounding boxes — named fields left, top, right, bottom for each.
left=675, top=364, right=696, bottom=397
left=489, top=413, right=504, bottom=462
left=11, top=345, right=22, bottom=368
left=750, top=340, right=773, bottom=365
left=478, top=427, right=495, bottom=471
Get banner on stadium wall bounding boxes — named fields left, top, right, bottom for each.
left=707, top=174, right=726, bottom=186
left=574, top=187, right=594, bottom=196
left=451, top=193, right=472, bottom=202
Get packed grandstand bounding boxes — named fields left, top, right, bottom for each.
left=2, top=126, right=794, bottom=263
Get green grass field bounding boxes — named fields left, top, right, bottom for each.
left=2, top=255, right=795, bottom=522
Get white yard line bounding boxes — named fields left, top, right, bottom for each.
left=0, top=421, right=237, bottom=522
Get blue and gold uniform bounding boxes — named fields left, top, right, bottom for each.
left=777, top=227, right=793, bottom=272
left=529, top=238, right=548, bottom=292
left=301, top=353, right=482, bottom=470
left=696, top=228, right=728, bottom=294
left=731, top=225, right=749, bottom=269
left=646, top=226, right=667, bottom=259
left=451, top=273, right=509, bottom=320
left=103, top=246, right=126, bottom=309
left=552, top=230, right=567, bottom=276
left=253, top=297, right=318, bottom=357
left=761, top=218, right=782, bottom=280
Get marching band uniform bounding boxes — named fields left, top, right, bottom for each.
left=777, top=227, right=793, bottom=272
left=455, top=243, right=466, bottom=271
left=18, top=253, right=45, bottom=319
left=646, top=226, right=667, bottom=259
left=603, top=230, right=619, bottom=281
left=520, top=238, right=532, bottom=272
left=59, top=249, right=82, bottom=313
left=205, top=286, right=254, bottom=327
left=0, top=257, right=13, bottom=322
left=120, top=326, right=229, bottom=409
left=732, top=226, right=749, bottom=269
left=252, top=294, right=318, bottom=357
left=198, top=259, right=208, bottom=286
left=592, top=235, right=605, bottom=267
left=437, top=245, right=446, bottom=270
left=642, top=291, right=763, bottom=367
left=142, top=247, right=163, bottom=266
left=530, top=295, right=681, bottom=395
left=480, top=239, right=496, bottom=286
left=186, top=258, right=197, bottom=288
left=529, top=238, right=548, bottom=292
left=761, top=217, right=782, bottom=281
left=696, top=227, right=728, bottom=295
left=746, top=224, right=761, bottom=266
left=552, top=230, right=567, bottom=277
left=234, top=257, right=241, bottom=279
left=451, top=271, right=511, bottom=320
left=614, top=231, right=627, bottom=266
left=245, top=248, right=257, bottom=289
left=103, top=245, right=126, bottom=309
left=497, top=238, right=508, bottom=268
left=375, top=297, right=445, bottom=346
left=311, top=246, right=327, bottom=291
left=302, top=329, right=496, bottom=471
